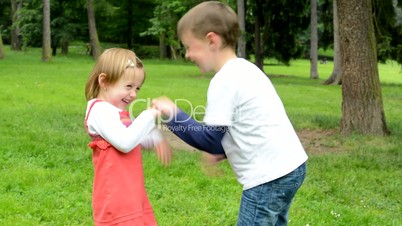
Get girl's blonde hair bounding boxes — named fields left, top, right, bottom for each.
left=85, top=48, right=144, bottom=101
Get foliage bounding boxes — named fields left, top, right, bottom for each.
left=1, top=0, right=402, bottom=65
left=246, top=0, right=311, bottom=64
left=318, top=0, right=334, bottom=50
left=50, top=0, right=88, bottom=53
left=372, top=0, right=402, bottom=63
left=141, top=0, right=202, bottom=58
left=140, top=0, right=183, bottom=57
left=18, top=0, right=43, bottom=48
left=96, top=0, right=157, bottom=46
left=319, top=0, right=402, bottom=64
left=0, top=1, right=11, bottom=43
left=3, top=0, right=156, bottom=49
left=134, top=44, right=160, bottom=59
left=0, top=46, right=401, bottom=225
left=15, top=0, right=88, bottom=50
left=0, top=27, right=3, bottom=59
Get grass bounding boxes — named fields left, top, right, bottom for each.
left=0, top=46, right=401, bottom=225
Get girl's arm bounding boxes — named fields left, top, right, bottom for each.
left=87, top=102, right=156, bottom=153
left=140, top=128, right=163, bottom=149
left=140, top=128, right=172, bottom=165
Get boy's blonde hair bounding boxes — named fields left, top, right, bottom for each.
left=177, top=1, right=239, bottom=50
left=85, top=48, right=144, bottom=101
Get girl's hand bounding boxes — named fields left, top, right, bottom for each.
left=148, top=107, right=161, bottom=118
left=155, top=139, right=173, bottom=166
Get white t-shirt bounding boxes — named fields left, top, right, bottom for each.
left=85, top=100, right=162, bottom=153
left=204, top=58, right=308, bottom=190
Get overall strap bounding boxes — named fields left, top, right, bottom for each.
left=84, top=99, right=103, bottom=138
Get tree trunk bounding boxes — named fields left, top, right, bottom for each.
left=310, top=0, right=319, bottom=79
left=159, top=32, right=167, bottom=59
left=126, top=0, right=133, bottom=49
left=42, top=0, right=52, bottom=62
left=338, top=0, right=389, bottom=135
left=169, top=45, right=178, bottom=60
left=10, top=0, right=23, bottom=51
left=254, top=0, right=264, bottom=71
left=61, top=41, right=68, bottom=55
left=237, top=0, right=246, bottom=58
left=324, top=0, right=342, bottom=85
left=87, top=0, right=101, bottom=59
left=254, top=19, right=263, bottom=70
left=0, top=30, right=4, bottom=59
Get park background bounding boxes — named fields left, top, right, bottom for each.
left=1, top=0, right=402, bottom=225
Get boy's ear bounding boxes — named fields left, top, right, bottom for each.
left=206, top=32, right=220, bottom=49
left=98, top=73, right=108, bottom=88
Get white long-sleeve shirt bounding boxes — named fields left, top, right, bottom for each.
left=85, top=99, right=162, bottom=153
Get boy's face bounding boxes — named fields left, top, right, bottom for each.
left=181, top=30, right=215, bottom=73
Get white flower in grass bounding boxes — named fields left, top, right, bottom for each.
left=360, top=199, right=367, bottom=208
left=330, top=210, right=341, bottom=218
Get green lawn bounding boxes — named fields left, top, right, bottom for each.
left=0, top=46, right=401, bottom=225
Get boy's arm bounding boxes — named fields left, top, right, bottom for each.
left=165, top=109, right=227, bottom=155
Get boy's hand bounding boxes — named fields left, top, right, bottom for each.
left=152, top=96, right=178, bottom=118
left=200, top=152, right=226, bottom=176
left=155, top=139, right=172, bottom=166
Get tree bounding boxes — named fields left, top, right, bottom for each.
left=237, top=0, right=246, bottom=58
left=50, top=0, right=87, bottom=56
left=310, top=0, right=319, bottom=79
left=126, top=0, right=133, bottom=49
left=251, top=0, right=310, bottom=67
left=16, top=0, right=45, bottom=48
left=141, top=0, right=190, bottom=60
left=87, top=0, right=101, bottom=59
left=0, top=27, right=4, bottom=59
left=42, top=0, right=51, bottom=61
left=254, top=0, right=264, bottom=70
left=144, top=0, right=310, bottom=63
left=10, top=0, right=23, bottom=50
left=323, top=0, right=402, bottom=84
left=338, top=0, right=389, bottom=135
left=372, top=0, right=402, bottom=64
left=102, top=0, right=156, bottom=49
left=323, top=0, right=342, bottom=85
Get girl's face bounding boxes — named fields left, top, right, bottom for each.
left=181, top=31, right=216, bottom=73
left=99, top=67, right=145, bottom=110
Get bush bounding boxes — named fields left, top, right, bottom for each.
left=132, top=44, right=159, bottom=59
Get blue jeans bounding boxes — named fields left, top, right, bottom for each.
left=236, top=162, right=306, bottom=226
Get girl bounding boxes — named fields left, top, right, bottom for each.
left=84, top=48, right=171, bottom=226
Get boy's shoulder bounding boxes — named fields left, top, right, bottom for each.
left=223, top=58, right=256, bottom=71
left=217, top=58, right=268, bottom=83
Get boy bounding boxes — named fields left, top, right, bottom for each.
left=153, top=1, right=308, bottom=225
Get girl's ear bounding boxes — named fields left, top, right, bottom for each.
left=98, top=73, right=108, bottom=89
